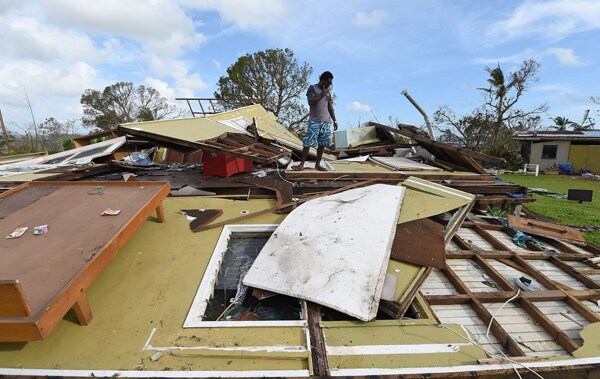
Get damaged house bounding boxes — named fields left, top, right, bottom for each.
left=0, top=104, right=599, bottom=378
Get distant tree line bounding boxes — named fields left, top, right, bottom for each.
left=2, top=117, right=77, bottom=155
left=433, top=58, right=598, bottom=169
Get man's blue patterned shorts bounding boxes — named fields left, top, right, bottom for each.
left=303, top=120, right=332, bottom=148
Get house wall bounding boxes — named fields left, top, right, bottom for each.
left=334, top=126, right=379, bottom=149
left=530, top=140, right=571, bottom=170
left=569, top=144, right=600, bottom=172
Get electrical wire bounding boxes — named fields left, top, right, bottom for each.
left=329, top=174, right=350, bottom=187
left=399, top=290, right=545, bottom=379
left=274, top=159, right=295, bottom=186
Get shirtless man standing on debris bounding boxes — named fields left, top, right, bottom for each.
left=292, top=71, right=338, bottom=171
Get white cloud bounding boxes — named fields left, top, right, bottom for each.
left=0, top=15, right=100, bottom=62
left=149, top=56, right=209, bottom=97
left=182, top=0, right=289, bottom=29
left=145, top=78, right=176, bottom=100
left=354, top=10, right=388, bottom=28
left=346, top=101, right=372, bottom=113
left=42, top=0, right=205, bottom=52
left=473, top=47, right=588, bottom=67
left=0, top=1, right=210, bottom=120
left=486, top=0, right=600, bottom=43
left=212, top=59, right=222, bottom=71
left=547, top=47, right=588, bottom=66
left=473, top=49, right=538, bottom=65
left=0, top=62, right=97, bottom=105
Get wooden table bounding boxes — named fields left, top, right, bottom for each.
left=0, top=181, right=170, bottom=342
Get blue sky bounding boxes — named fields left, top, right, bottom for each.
left=1, top=0, right=599, bottom=134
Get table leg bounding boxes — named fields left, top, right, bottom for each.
left=73, top=291, right=93, bottom=326
left=156, top=203, right=165, bottom=223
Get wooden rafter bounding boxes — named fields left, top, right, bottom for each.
left=424, top=223, right=600, bottom=358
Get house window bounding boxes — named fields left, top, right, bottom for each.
left=184, top=224, right=307, bottom=328
left=541, top=145, right=558, bottom=159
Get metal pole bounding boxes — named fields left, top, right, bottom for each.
left=0, top=108, right=11, bottom=152
left=401, top=90, right=435, bottom=140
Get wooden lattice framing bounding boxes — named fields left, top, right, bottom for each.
left=422, top=221, right=600, bottom=357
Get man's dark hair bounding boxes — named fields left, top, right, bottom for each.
left=319, top=71, right=333, bottom=81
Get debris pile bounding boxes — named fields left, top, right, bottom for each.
left=1, top=103, right=599, bottom=377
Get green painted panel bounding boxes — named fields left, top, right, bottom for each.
left=121, top=117, right=242, bottom=142
left=398, top=177, right=474, bottom=224
left=386, top=260, right=424, bottom=303
left=573, top=322, right=600, bottom=358
left=323, top=323, right=486, bottom=368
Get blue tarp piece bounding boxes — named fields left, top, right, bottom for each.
left=505, top=192, right=524, bottom=198
left=496, top=218, right=558, bottom=254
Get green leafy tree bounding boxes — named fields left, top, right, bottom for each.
left=80, top=82, right=180, bottom=130
left=214, top=48, right=313, bottom=132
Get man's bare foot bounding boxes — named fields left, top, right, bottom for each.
left=291, top=165, right=304, bottom=171
left=315, top=165, right=328, bottom=172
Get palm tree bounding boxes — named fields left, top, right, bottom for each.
left=573, top=110, right=595, bottom=131
left=478, top=65, right=512, bottom=145
left=549, top=116, right=577, bottom=131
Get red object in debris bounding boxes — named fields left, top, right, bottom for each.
left=202, top=152, right=253, bottom=177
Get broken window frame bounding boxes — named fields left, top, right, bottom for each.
left=184, top=224, right=308, bottom=328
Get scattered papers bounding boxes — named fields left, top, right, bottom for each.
left=6, top=227, right=28, bottom=239
left=101, top=208, right=121, bottom=216
left=33, top=225, right=49, bottom=235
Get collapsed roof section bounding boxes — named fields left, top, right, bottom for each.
left=367, top=121, right=505, bottom=173
left=118, top=104, right=335, bottom=163
left=205, top=104, right=337, bottom=161
left=0, top=137, right=127, bottom=183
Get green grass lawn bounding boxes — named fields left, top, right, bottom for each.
left=499, top=174, right=600, bottom=246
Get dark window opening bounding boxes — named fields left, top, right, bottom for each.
left=541, top=145, right=558, bottom=159
left=203, top=232, right=303, bottom=322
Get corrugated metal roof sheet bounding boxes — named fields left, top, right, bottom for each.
left=513, top=130, right=600, bottom=140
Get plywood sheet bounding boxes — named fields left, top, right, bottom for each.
left=508, top=215, right=585, bottom=244
left=0, top=185, right=60, bottom=219
left=243, top=184, right=405, bottom=321
left=390, top=218, right=445, bottom=268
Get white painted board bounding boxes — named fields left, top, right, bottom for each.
left=370, top=156, right=442, bottom=171
left=243, top=184, right=405, bottom=321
